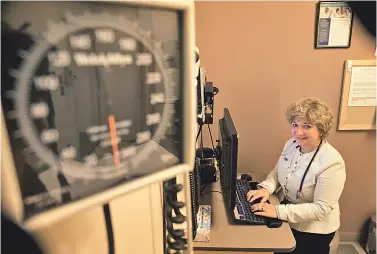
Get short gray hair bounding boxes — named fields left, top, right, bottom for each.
left=285, top=98, right=334, bottom=139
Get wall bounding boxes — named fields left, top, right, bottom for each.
left=195, top=1, right=376, bottom=240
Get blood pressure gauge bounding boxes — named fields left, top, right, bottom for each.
left=6, top=11, right=179, bottom=181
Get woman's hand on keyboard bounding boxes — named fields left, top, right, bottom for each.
left=246, top=188, right=270, bottom=204
left=251, top=202, right=278, bottom=218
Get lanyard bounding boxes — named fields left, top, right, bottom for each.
left=296, top=139, right=323, bottom=199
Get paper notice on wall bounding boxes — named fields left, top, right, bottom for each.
left=348, top=66, right=376, bottom=107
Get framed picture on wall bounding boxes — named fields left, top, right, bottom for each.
left=315, top=1, right=354, bottom=48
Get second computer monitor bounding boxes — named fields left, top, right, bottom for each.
left=217, top=108, right=238, bottom=211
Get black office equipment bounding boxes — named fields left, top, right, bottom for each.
left=240, top=174, right=253, bottom=183
left=236, top=179, right=282, bottom=228
left=217, top=109, right=238, bottom=210
left=196, top=147, right=216, bottom=184
left=196, top=147, right=215, bottom=161
left=198, top=165, right=216, bottom=184
left=217, top=108, right=282, bottom=228
left=235, top=179, right=267, bottom=225
left=189, top=158, right=201, bottom=238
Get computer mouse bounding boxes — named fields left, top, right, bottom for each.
left=240, top=174, right=252, bottom=182
left=267, top=218, right=282, bottom=228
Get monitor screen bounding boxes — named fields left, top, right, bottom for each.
left=1, top=1, right=195, bottom=226
left=217, top=108, right=238, bottom=211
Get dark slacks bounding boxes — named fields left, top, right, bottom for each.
left=276, top=228, right=335, bottom=254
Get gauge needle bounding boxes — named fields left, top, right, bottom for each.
left=108, top=114, right=120, bottom=170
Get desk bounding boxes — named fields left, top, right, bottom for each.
left=192, top=173, right=296, bottom=253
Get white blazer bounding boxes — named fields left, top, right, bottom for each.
left=258, top=138, right=346, bottom=234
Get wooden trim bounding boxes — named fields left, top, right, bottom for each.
left=339, top=232, right=361, bottom=242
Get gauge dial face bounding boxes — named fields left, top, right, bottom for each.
left=12, top=12, right=177, bottom=181
left=4, top=5, right=182, bottom=180
left=2, top=2, right=184, bottom=219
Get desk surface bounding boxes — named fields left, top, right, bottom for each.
left=193, top=173, right=295, bottom=252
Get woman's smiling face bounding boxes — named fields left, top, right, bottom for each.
left=290, top=119, right=321, bottom=150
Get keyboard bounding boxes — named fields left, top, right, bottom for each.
left=235, top=179, right=267, bottom=225
left=234, top=179, right=282, bottom=228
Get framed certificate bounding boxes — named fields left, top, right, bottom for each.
left=315, top=1, right=354, bottom=48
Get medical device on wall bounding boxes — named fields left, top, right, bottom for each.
left=195, top=47, right=219, bottom=125
left=1, top=1, right=196, bottom=253
left=194, top=47, right=219, bottom=190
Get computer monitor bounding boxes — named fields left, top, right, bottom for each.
left=217, top=108, right=238, bottom=211
left=1, top=0, right=196, bottom=229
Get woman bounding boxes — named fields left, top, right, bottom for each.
left=247, top=98, right=346, bottom=254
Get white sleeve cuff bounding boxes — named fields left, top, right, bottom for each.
left=276, top=205, right=288, bottom=221
left=257, top=183, right=273, bottom=194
